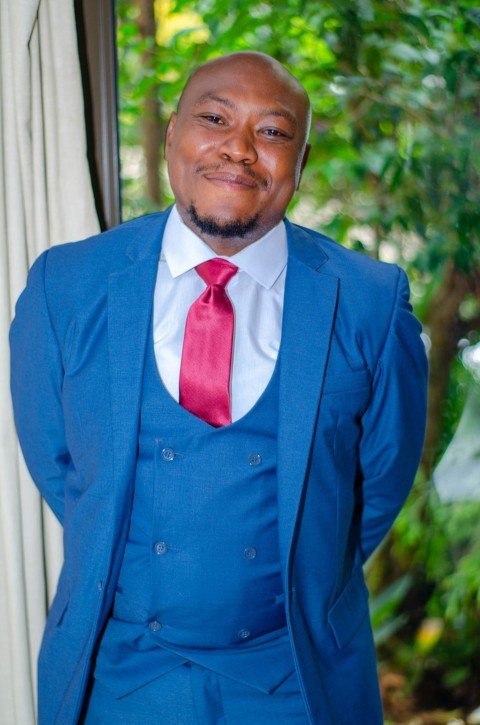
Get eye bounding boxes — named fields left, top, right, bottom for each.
left=201, top=114, right=223, bottom=124
left=261, top=127, right=292, bottom=139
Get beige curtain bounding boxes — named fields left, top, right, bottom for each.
left=0, top=1, right=100, bottom=722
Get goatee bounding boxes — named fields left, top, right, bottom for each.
left=188, top=204, right=260, bottom=239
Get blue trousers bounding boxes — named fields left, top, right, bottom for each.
left=83, top=662, right=310, bottom=724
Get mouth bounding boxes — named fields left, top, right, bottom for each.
left=202, top=171, right=261, bottom=189
left=196, top=162, right=269, bottom=190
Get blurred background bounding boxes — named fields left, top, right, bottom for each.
left=115, top=1, right=480, bottom=722
left=1, top=2, right=478, bottom=723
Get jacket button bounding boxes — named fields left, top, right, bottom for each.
left=149, top=620, right=162, bottom=632
left=154, top=541, right=168, bottom=555
left=248, top=453, right=262, bottom=466
left=161, top=447, right=175, bottom=462
left=244, top=547, right=257, bottom=560
left=238, top=628, right=251, bottom=640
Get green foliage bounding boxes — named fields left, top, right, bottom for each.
left=369, top=573, right=413, bottom=645
left=383, top=495, right=480, bottom=699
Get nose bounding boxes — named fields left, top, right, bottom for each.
left=218, top=129, right=258, bottom=164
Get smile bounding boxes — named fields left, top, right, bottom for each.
left=202, top=172, right=261, bottom=189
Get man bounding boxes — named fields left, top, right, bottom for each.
left=10, top=51, right=428, bottom=724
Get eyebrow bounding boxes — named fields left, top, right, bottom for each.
left=195, top=93, right=236, bottom=109
left=194, top=93, right=297, bottom=126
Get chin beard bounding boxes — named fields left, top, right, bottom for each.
left=187, top=204, right=260, bottom=239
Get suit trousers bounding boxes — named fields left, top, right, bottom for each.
left=82, top=661, right=310, bottom=725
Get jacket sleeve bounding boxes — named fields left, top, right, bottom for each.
left=10, top=251, right=68, bottom=524
left=357, top=267, right=428, bottom=561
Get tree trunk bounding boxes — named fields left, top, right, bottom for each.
left=137, top=0, right=164, bottom=205
left=421, top=263, right=472, bottom=477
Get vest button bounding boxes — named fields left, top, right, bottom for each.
left=244, top=547, right=257, bottom=560
left=238, top=628, right=251, bottom=640
left=154, top=541, right=168, bottom=555
left=148, top=620, right=162, bottom=632
left=248, top=453, right=262, bottom=466
left=161, top=447, right=175, bottom=462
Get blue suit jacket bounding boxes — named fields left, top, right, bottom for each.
left=10, top=210, right=428, bottom=724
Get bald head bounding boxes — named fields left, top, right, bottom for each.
left=178, top=52, right=311, bottom=146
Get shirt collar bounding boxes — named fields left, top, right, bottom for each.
left=162, top=205, right=287, bottom=290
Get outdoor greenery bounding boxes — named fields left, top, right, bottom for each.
left=115, top=1, right=480, bottom=721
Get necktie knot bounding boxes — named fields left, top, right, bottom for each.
left=195, top=258, right=238, bottom=288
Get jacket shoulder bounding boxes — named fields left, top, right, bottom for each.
left=37, top=211, right=167, bottom=310
left=287, top=221, right=411, bottom=365
left=288, top=220, right=399, bottom=287
left=45, top=211, right=168, bottom=270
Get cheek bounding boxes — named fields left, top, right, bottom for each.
left=270, top=169, right=298, bottom=203
left=170, top=132, right=218, bottom=164
left=167, top=139, right=220, bottom=191
left=194, top=139, right=218, bottom=157
left=263, top=154, right=300, bottom=193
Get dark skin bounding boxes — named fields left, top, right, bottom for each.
left=164, top=52, right=311, bottom=256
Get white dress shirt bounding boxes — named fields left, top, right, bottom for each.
left=153, top=206, right=287, bottom=421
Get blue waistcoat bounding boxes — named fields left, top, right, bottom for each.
left=93, top=332, right=295, bottom=698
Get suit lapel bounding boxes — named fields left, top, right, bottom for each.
left=277, top=222, right=339, bottom=572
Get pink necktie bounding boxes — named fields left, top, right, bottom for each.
left=179, top=258, right=238, bottom=427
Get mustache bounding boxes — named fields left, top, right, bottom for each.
left=195, top=163, right=268, bottom=188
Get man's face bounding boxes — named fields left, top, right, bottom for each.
left=164, top=55, right=310, bottom=249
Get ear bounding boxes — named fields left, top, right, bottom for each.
left=296, top=144, right=311, bottom=190
left=164, top=113, right=177, bottom=160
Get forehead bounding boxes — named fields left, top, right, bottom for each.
left=179, top=59, right=307, bottom=123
